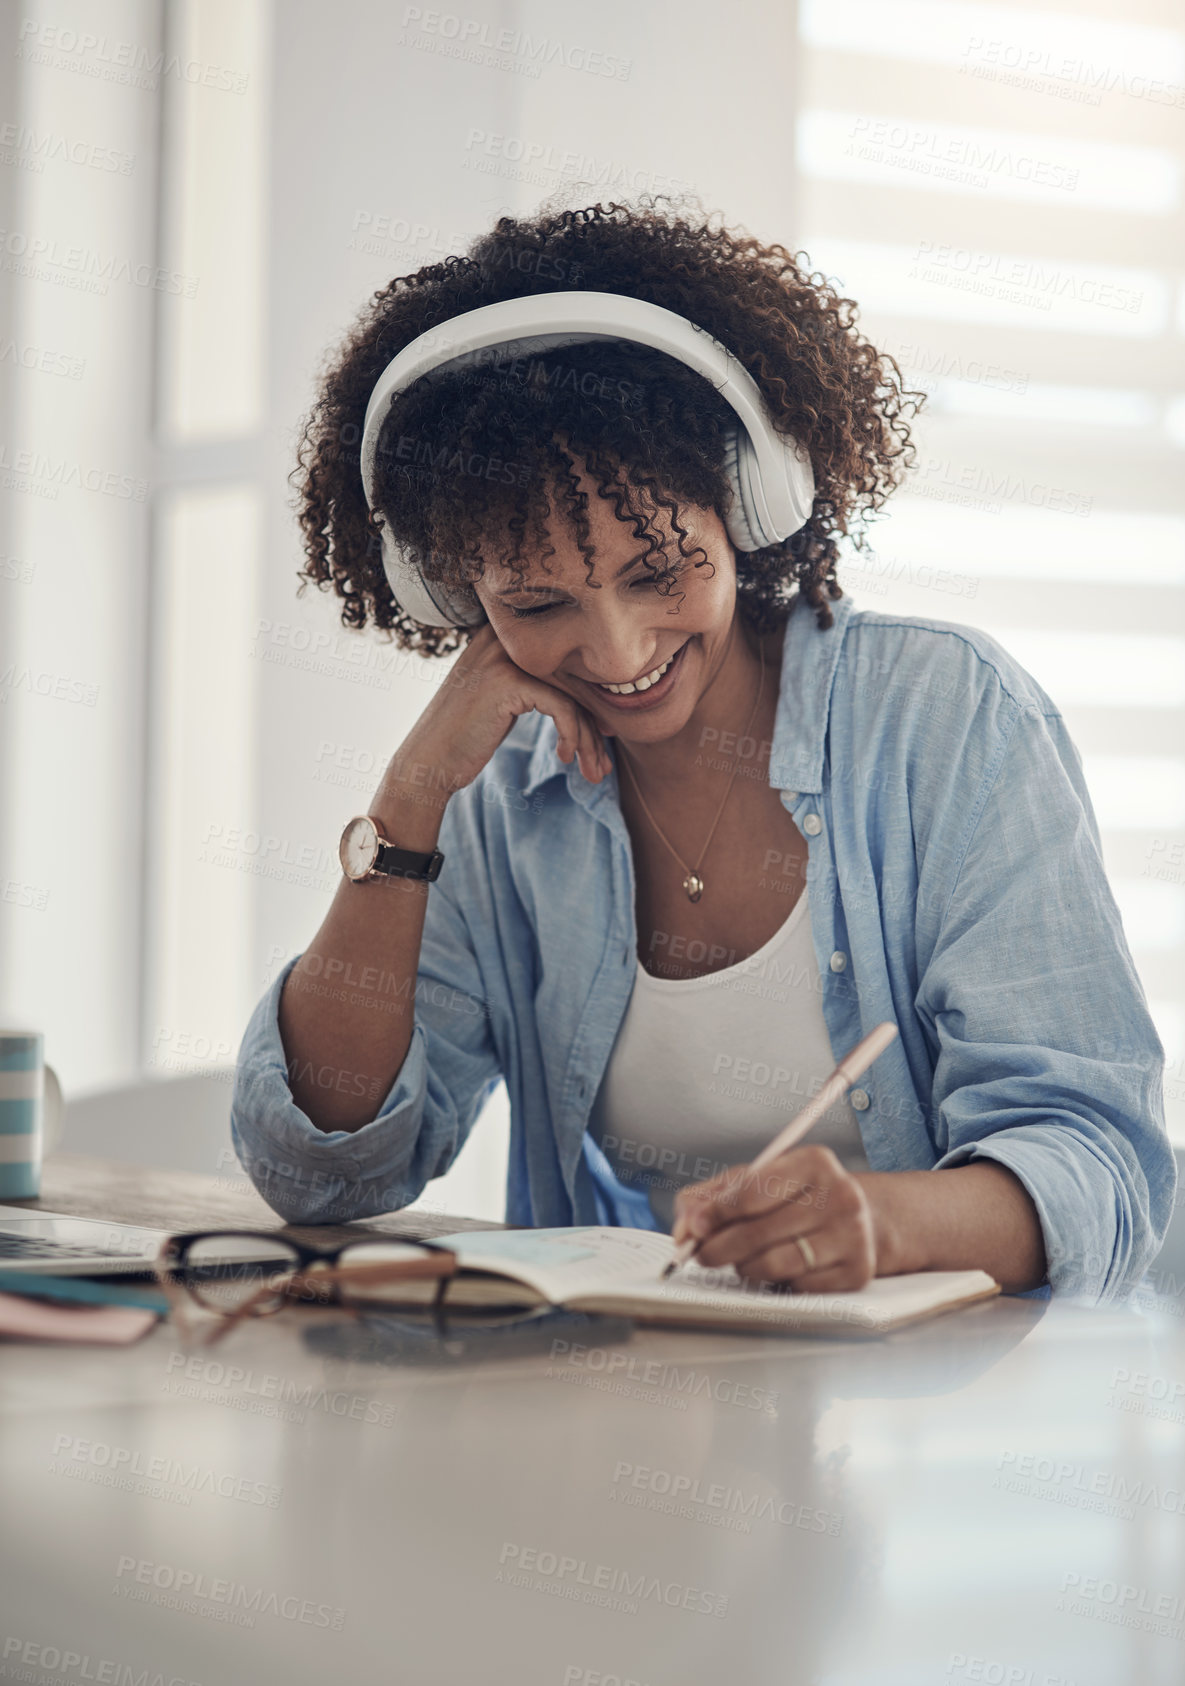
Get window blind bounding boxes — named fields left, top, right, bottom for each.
left=796, top=0, right=1185, bottom=1142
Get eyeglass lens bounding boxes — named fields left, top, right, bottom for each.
left=179, top=1235, right=302, bottom=1313
left=176, top=1236, right=449, bottom=1313
left=331, top=1242, right=452, bottom=1306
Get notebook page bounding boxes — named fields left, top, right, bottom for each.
left=435, top=1226, right=675, bottom=1303
left=574, top=1266, right=1001, bottom=1333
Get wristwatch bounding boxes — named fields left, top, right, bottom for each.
left=338, top=815, right=445, bottom=883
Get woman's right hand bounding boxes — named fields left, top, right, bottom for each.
left=391, top=623, right=615, bottom=794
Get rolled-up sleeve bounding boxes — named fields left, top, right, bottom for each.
left=231, top=854, right=504, bottom=1225
left=915, top=700, right=1176, bottom=1304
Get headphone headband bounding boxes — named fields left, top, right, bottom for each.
left=359, top=290, right=815, bottom=629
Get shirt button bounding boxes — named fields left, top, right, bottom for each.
left=802, top=813, right=823, bottom=836
left=850, top=1088, right=870, bottom=1111
left=784, top=790, right=799, bottom=804
left=829, top=951, right=847, bottom=972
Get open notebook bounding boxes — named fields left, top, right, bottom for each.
left=388, top=1227, right=1000, bottom=1338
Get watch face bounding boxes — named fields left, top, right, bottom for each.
left=340, top=816, right=379, bottom=880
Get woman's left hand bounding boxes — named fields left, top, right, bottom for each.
left=671, top=1144, right=878, bottom=1292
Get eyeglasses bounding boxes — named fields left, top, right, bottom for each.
left=154, top=1229, right=461, bottom=1347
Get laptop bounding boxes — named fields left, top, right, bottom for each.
left=0, top=1204, right=293, bottom=1277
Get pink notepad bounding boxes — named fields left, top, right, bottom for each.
left=0, top=1289, right=159, bottom=1344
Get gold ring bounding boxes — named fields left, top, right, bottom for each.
left=796, top=1235, right=818, bottom=1272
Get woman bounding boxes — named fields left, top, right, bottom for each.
left=231, top=198, right=1174, bottom=1303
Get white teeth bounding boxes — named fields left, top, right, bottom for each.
left=598, top=652, right=676, bottom=695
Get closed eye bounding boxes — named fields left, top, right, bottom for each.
left=508, top=601, right=558, bottom=620
left=508, top=571, right=680, bottom=619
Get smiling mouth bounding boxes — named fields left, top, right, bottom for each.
left=590, top=642, right=687, bottom=695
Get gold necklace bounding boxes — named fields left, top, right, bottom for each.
left=615, top=629, right=766, bottom=903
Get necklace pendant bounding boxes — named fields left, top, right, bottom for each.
left=683, top=872, right=704, bottom=903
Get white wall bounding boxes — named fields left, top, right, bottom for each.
left=0, top=0, right=159, bottom=1087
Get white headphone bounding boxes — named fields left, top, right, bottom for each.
left=359, top=290, right=816, bottom=630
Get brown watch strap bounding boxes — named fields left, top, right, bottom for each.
left=372, top=841, right=444, bottom=881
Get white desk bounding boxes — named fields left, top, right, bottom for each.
left=2, top=1167, right=1184, bottom=1684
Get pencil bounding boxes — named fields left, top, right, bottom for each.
left=660, top=1020, right=900, bottom=1279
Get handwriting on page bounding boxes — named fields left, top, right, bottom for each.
left=671, top=1261, right=796, bottom=1298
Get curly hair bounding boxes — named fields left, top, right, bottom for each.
left=293, top=194, right=927, bottom=658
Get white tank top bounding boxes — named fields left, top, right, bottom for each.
left=588, top=885, right=871, bottom=1227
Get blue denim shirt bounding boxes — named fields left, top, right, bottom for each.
left=231, top=591, right=1175, bottom=1303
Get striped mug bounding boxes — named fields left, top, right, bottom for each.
left=0, top=1029, right=62, bottom=1199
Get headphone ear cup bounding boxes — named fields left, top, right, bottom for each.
left=721, top=422, right=815, bottom=553
left=379, top=525, right=487, bottom=630
left=720, top=423, right=768, bottom=554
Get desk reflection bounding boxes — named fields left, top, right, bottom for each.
left=4, top=1293, right=1184, bottom=1686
